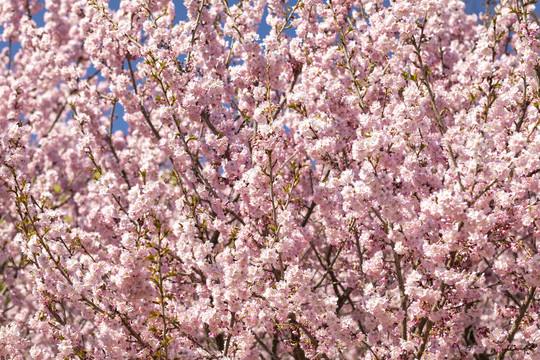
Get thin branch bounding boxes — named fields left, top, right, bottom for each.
left=126, top=57, right=161, bottom=139
left=105, top=99, right=132, bottom=189
left=392, top=248, right=408, bottom=340
left=496, top=286, right=537, bottom=360
left=329, top=0, right=366, bottom=113
left=252, top=332, right=281, bottom=360
left=223, top=312, right=236, bottom=357
left=312, top=242, right=344, bottom=290
left=515, top=75, right=530, bottom=132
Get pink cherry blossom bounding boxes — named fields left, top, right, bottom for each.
left=0, top=0, right=539, bottom=359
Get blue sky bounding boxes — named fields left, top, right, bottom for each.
left=1, top=0, right=530, bottom=135
left=104, top=0, right=513, bottom=134
left=106, top=0, right=494, bottom=19
left=106, top=0, right=499, bottom=38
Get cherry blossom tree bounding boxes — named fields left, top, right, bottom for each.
left=0, top=0, right=539, bottom=359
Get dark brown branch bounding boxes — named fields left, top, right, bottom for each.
left=126, top=57, right=161, bottom=140
left=496, top=286, right=537, bottom=360
left=252, top=332, right=281, bottom=360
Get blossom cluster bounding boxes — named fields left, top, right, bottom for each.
left=0, top=0, right=539, bottom=359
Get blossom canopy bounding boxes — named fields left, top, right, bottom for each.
left=0, top=0, right=539, bottom=359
